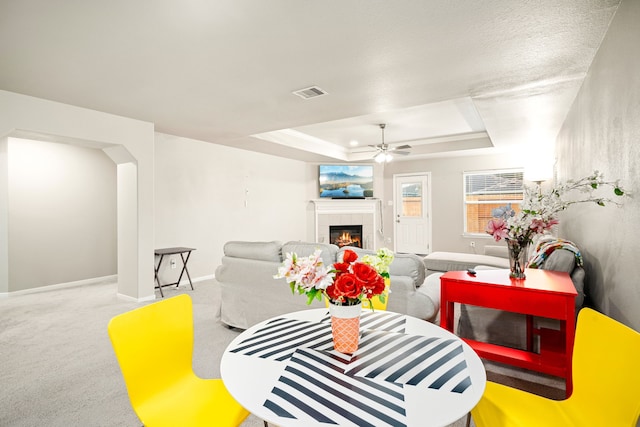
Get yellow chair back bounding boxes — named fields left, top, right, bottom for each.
left=570, top=307, right=640, bottom=425
left=109, top=294, right=194, bottom=409
left=470, top=307, right=640, bottom=426
left=108, top=294, right=249, bottom=427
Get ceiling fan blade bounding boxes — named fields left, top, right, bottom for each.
left=395, top=150, right=411, bottom=156
left=394, top=144, right=412, bottom=150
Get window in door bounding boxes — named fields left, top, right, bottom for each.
left=401, top=182, right=422, bottom=217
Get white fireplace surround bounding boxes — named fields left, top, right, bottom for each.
left=312, top=199, right=381, bottom=250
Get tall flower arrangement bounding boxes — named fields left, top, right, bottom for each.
left=486, top=170, right=626, bottom=244
left=274, top=248, right=394, bottom=307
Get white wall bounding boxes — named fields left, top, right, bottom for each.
left=154, top=133, right=316, bottom=281
left=382, top=152, right=524, bottom=254
left=555, top=0, right=640, bottom=330
left=7, top=138, right=116, bottom=291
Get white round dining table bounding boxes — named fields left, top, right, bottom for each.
left=221, top=308, right=486, bottom=427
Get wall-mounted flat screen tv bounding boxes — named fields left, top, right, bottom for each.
left=319, top=164, right=374, bottom=198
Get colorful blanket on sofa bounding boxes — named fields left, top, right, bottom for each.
left=528, top=237, right=583, bottom=269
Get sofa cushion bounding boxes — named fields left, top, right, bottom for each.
left=389, top=253, right=427, bottom=287
left=424, top=251, right=510, bottom=272
left=281, top=241, right=339, bottom=266
left=416, top=273, right=443, bottom=323
left=533, top=247, right=585, bottom=309
left=484, top=245, right=508, bottom=258
left=223, top=241, right=283, bottom=262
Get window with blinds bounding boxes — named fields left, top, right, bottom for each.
left=463, top=169, right=524, bottom=235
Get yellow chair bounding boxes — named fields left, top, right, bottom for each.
left=470, top=307, right=640, bottom=427
left=361, top=277, right=391, bottom=310
left=108, top=294, right=250, bottom=427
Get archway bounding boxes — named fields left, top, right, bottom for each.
left=0, top=90, right=155, bottom=300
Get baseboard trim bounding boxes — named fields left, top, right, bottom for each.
left=116, top=292, right=156, bottom=303
left=115, top=274, right=216, bottom=303
left=1, top=274, right=215, bottom=300
left=0, top=275, right=118, bottom=298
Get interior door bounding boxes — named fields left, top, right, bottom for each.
left=394, top=173, right=431, bottom=254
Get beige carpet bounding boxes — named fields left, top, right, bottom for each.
left=0, top=279, right=564, bottom=427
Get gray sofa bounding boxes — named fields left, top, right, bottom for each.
left=423, top=245, right=511, bottom=276
left=214, top=241, right=439, bottom=329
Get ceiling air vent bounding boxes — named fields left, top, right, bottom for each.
left=292, top=86, right=328, bottom=99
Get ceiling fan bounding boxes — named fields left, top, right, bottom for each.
left=370, top=124, right=412, bottom=163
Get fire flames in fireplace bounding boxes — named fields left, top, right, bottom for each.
left=330, top=225, right=363, bottom=248
left=335, top=232, right=361, bottom=248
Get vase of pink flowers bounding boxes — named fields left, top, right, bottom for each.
left=486, top=170, right=625, bottom=279
left=274, top=247, right=393, bottom=353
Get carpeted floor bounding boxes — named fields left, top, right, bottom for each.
left=0, top=279, right=564, bottom=426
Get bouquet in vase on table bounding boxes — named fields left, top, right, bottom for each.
left=274, top=247, right=394, bottom=307
left=485, top=170, right=626, bottom=278
left=274, top=247, right=394, bottom=353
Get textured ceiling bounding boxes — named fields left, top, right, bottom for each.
left=0, top=0, right=620, bottom=162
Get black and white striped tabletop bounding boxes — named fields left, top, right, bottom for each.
left=222, top=309, right=486, bottom=427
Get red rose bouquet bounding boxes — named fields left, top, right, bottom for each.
left=327, top=249, right=386, bottom=306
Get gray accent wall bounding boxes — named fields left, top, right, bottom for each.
left=7, top=138, right=116, bottom=292
left=555, top=0, right=640, bottom=330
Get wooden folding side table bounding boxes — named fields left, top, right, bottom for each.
left=154, top=247, right=195, bottom=297
left=440, top=268, right=577, bottom=396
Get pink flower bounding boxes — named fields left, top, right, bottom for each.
left=486, top=218, right=509, bottom=242
left=529, top=218, right=559, bottom=234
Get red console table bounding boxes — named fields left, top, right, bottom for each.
left=440, top=268, right=577, bottom=396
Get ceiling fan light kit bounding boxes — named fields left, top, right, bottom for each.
left=375, top=152, right=392, bottom=163
left=371, top=123, right=411, bottom=163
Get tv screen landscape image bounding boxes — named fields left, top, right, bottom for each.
left=319, top=164, right=374, bottom=198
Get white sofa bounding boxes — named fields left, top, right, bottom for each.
left=214, top=241, right=440, bottom=330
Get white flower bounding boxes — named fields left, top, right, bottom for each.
left=487, top=171, right=625, bottom=243
left=362, top=248, right=394, bottom=276
left=274, top=249, right=334, bottom=292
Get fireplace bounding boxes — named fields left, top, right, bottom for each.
left=330, top=225, right=363, bottom=248
left=313, top=199, right=378, bottom=249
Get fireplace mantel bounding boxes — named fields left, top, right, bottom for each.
left=312, top=199, right=380, bottom=249
left=312, top=198, right=378, bottom=213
